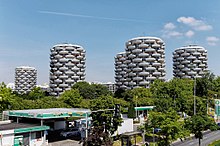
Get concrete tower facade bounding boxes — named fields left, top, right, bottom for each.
left=125, top=37, right=165, bottom=89
left=49, top=43, right=86, bottom=96
left=115, top=37, right=165, bottom=89
left=173, top=45, right=208, bottom=79
left=15, top=66, right=37, bottom=94
left=115, top=52, right=127, bottom=89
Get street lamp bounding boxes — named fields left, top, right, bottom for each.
left=153, top=127, right=155, bottom=146
left=135, top=96, right=138, bottom=118
left=194, top=77, right=196, bottom=115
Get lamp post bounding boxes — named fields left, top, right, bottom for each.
left=153, top=127, right=155, bottom=146
left=135, top=96, right=138, bottom=118
left=194, top=77, right=196, bottom=115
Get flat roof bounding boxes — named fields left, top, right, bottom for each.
left=135, top=106, right=155, bottom=111
left=0, top=122, right=49, bottom=133
left=5, top=108, right=91, bottom=119
left=121, top=131, right=142, bottom=137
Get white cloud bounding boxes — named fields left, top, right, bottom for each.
left=164, top=22, right=176, bottom=30
left=185, top=30, right=194, bottom=38
left=162, top=31, right=183, bottom=38
left=177, top=16, right=212, bottom=31
left=206, top=36, right=219, bottom=46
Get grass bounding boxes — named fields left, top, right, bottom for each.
left=113, top=135, right=143, bottom=146
left=209, top=139, right=220, bottom=146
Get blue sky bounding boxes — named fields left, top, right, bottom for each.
left=0, top=0, right=220, bottom=84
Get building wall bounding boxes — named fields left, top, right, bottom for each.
left=54, top=121, right=66, bottom=130
left=49, top=44, right=86, bottom=96
left=15, top=66, right=37, bottom=94
left=0, top=129, right=14, bottom=146
left=116, top=37, right=165, bottom=89
left=173, top=45, right=208, bottom=79
left=102, top=83, right=117, bottom=93
left=30, top=131, right=47, bottom=146
left=115, top=52, right=127, bottom=89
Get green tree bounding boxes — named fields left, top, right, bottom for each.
left=147, top=109, right=189, bottom=146
left=114, top=88, right=126, bottom=99
left=127, top=103, right=136, bottom=119
left=90, top=95, right=114, bottom=111
left=59, top=89, right=82, bottom=107
left=27, top=87, right=46, bottom=100
left=0, top=82, right=14, bottom=112
left=72, top=82, right=111, bottom=99
left=123, top=87, right=153, bottom=105
left=84, top=106, right=122, bottom=146
left=72, top=81, right=96, bottom=99
left=184, top=114, right=218, bottom=146
left=196, top=71, right=215, bottom=97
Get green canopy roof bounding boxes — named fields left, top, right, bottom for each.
left=135, top=106, right=155, bottom=111
left=7, top=108, right=91, bottom=119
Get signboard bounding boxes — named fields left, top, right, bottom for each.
left=215, top=99, right=220, bottom=116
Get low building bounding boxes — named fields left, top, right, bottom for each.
left=101, top=82, right=117, bottom=93
left=0, top=121, right=49, bottom=146
left=4, top=108, right=91, bottom=131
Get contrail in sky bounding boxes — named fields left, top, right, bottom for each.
left=38, top=10, right=149, bottom=23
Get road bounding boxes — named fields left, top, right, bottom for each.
left=172, top=130, right=220, bottom=146
left=48, top=139, right=82, bottom=146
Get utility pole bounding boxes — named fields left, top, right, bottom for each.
left=135, top=96, right=138, bottom=118
left=194, top=77, right=196, bottom=115
left=153, top=127, right=155, bottom=146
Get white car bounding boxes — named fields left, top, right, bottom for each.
left=60, top=128, right=80, bottom=137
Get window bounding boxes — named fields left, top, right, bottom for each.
left=36, top=131, right=42, bottom=139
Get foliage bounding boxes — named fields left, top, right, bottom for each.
left=208, top=139, right=220, bottom=146
left=147, top=109, right=189, bottom=146
left=196, top=71, right=215, bottom=97
left=27, top=87, right=46, bottom=100
left=0, top=82, right=14, bottom=112
left=113, top=98, right=129, bottom=113
left=1, top=76, right=220, bottom=145
left=84, top=107, right=123, bottom=146
left=89, top=95, right=115, bottom=111
left=72, top=81, right=112, bottom=99
left=59, top=89, right=82, bottom=107
left=114, top=88, right=126, bottom=99
left=127, top=103, right=136, bottom=119
left=72, top=81, right=96, bottom=99
left=184, top=114, right=218, bottom=146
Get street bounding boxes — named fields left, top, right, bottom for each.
left=172, top=130, right=220, bottom=146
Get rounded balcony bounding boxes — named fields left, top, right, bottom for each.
left=146, top=76, right=156, bottom=80
left=127, top=45, right=136, bottom=50
left=145, top=67, right=156, bottom=71
left=152, top=44, right=160, bottom=48
left=133, top=58, right=142, bottom=63
left=139, top=43, right=149, bottom=48
left=132, top=49, right=142, bottom=54
left=139, top=62, right=149, bottom=67
left=138, top=53, right=149, bottom=58
left=145, top=58, right=156, bottom=62
left=144, top=48, right=155, bottom=53
left=153, top=72, right=161, bottom=76
left=133, top=77, right=142, bottom=81
left=144, top=39, right=155, bottom=44
left=133, top=67, right=142, bottom=72
left=139, top=81, right=149, bottom=86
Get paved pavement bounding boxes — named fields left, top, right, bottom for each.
left=172, top=130, right=220, bottom=146
left=48, top=139, right=82, bottom=146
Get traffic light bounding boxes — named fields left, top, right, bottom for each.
left=114, top=104, right=120, bottom=117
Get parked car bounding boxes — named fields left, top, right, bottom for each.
left=154, top=128, right=161, bottom=134
left=60, top=128, right=80, bottom=137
